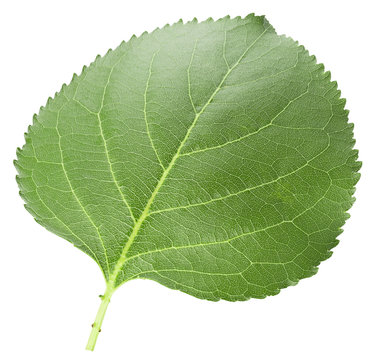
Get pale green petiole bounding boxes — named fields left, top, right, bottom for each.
left=86, top=284, right=115, bottom=351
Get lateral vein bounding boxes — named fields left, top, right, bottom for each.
left=143, top=51, right=165, bottom=170
left=55, top=103, right=111, bottom=274
left=97, top=53, right=137, bottom=225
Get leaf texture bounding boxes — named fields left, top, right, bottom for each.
left=15, top=14, right=360, bottom=302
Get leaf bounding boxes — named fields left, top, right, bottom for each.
left=15, top=14, right=360, bottom=350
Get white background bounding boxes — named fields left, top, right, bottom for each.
left=1, top=0, right=368, bottom=359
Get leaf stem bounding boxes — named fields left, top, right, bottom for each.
left=85, top=284, right=115, bottom=351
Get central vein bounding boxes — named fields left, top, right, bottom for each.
left=108, top=77, right=225, bottom=287
left=107, top=25, right=271, bottom=289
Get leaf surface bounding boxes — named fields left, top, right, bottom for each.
left=16, top=15, right=360, bottom=305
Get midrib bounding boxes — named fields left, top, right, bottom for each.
left=107, top=24, right=271, bottom=289
left=107, top=106, right=205, bottom=287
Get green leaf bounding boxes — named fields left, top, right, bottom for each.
left=15, top=14, right=360, bottom=350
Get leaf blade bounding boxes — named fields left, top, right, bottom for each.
left=16, top=14, right=360, bottom=303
